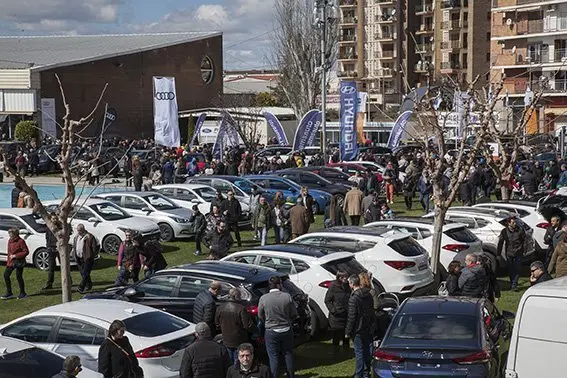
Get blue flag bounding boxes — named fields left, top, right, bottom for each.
left=292, top=109, right=320, bottom=151
left=263, top=111, right=289, bottom=145
left=339, top=81, right=359, bottom=161
left=189, top=113, right=206, bottom=149
left=387, top=110, right=413, bottom=149
left=212, top=115, right=228, bottom=160
left=221, top=111, right=240, bottom=147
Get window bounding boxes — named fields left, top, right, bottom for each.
left=2, top=316, right=57, bottom=343
left=143, top=194, right=177, bottom=210
left=388, top=314, right=477, bottom=342
left=123, top=311, right=189, bottom=337
left=90, top=203, right=130, bottom=221
left=292, top=259, right=310, bottom=273
left=294, top=236, right=325, bottom=247
left=230, top=255, right=257, bottom=264
left=321, top=237, right=360, bottom=253
left=104, top=196, right=122, bottom=206
left=259, top=256, right=294, bottom=274
left=72, top=206, right=95, bottom=221
left=123, top=196, right=147, bottom=210
left=177, top=276, right=213, bottom=298
left=448, top=215, right=477, bottom=228
left=0, top=215, right=26, bottom=231
left=55, top=318, right=106, bottom=345
left=211, top=179, right=232, bottom=191
left=268, top=179, right=295, bottom=191
left=391, top=226, right=420, bottom=239
left=356, top=240, right=378, bottom=250
left=300, top=174, right=320, bottom=184
left=418, top=228, right=432, bottom=238
left=445, top=227, right=478, bottom=243
left=486, top=32, right=491, bottom=41
left=201, top=56, right=215, bottom=84
left=388, top=237, right=427, bottom=257
left=158, top=187, right=175, bottom=197
left=177, top=189, right=197, bottom=201
left=136, top=275, right=177, bottom=297
left=0, top=347, right=64, bottom=378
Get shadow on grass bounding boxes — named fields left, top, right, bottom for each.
left=294, top=338, right=354, bottom=373
left=163, top=244, right=181, bottom=254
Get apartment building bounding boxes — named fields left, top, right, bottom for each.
left=491, top=0, right=567, bottom=133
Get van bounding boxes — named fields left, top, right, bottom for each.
left=506, top=277, right=567, bottom=378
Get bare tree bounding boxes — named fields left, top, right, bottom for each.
left=1, top=74, right=107, bottom=303
left=271, top=0, right=337, bottom=117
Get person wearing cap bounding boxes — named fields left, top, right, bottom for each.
left=52, top=355, right=82, bottom=378
left=530, top=261, right=552, bottom=286
left=179, top=322, right=231, bottom=378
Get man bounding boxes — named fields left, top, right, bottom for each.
left=300, top=187, right=315, bottom=225
left=222, top=190, right=243, bottom=247
left=193, top=281, right=222, bottom=333
left=52, top=355, right=83, bottom=378
left=361, top=190, right=375, bottom=217
left=28, top=148, right=39, bottom=177
left=344, top=184, right=364, bottom=226
left=226, top=343, right=272, bottom=378
left=253, top=197, right=272, bottom=247
left=289, top=197, right=310, bottom=239
left=530, top=260, right=552, bottom=286
left=215, top=288, right=255, bottom=364
left=345, top=274, right=374, bottom=378
left=544, top=215, right=563, bottom=268
left=179, top=322, right=231, bottom=378
left=458, top=254, right=488, bottom=298
left=72, top=224, right=99, bottom=294
left=258, top=276, right=298, bottom=378
left=497, top=217, right=526, bottom=291
left=204, top=221, right=233, bottom=260
left=10, top=182, right=21, bottom=208
left=42, top=213, right=59, bottom=291
left=519, top=167, right=537, bottom=198
left=190, top=205, right=207, bottom=256
left=211, top=190, right=227, bottom=213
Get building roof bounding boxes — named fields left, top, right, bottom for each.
left=223, top=71, right=279, bottom=95
left=0, top=32, right=221, bottom=72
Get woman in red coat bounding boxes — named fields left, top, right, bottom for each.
left=2, top=227, right=29, bottom=299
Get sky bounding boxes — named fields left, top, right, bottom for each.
left=0, top=0, right=276, bottom=70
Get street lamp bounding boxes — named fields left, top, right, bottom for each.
left=314, top=0, right=337, bottom=163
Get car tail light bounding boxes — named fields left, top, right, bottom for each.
left=536, top=222, right=551, bottom=229
left=319, top=280, right=333, bottom=288
left=373, top=349, right=405, bottom=363
left=453, top=350, right=491, bottom=365
left=384, top=261, right=416, bottom=270
left=246, top=305, right=259, bottom=315
left=135, top=344, right=175, bottom=358
left=442, top=244, right=470, bottom=253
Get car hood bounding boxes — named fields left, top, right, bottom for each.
left=110, top=216, right=159, bottom=232
left=159, top=207, right=194, bottom=218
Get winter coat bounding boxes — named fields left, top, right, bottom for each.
left=549, top=240, right=567, bottom=277
left=254, top=203, right=273, bottom=229
left=343, top=188, right=363, bottom=216
left=417, top=176, right=432, bottom=195
left=531, top=271, right=553, bottom=286
left=289, top=205, right=310, bottom=236
left=205, top=230, right=233, bottom=259
left=324, top=203, right=347, bottom=228
left=458, top=264, right=487, bottom=298
left=215, top=300, right=255, bottom=348
left=11, top=187, right=20, bottom=208
left=139, top=240, right=167, bottom=271
left=226, top=362, right=273, bottom=378
left=364, top=203, right=381, bottom=224
left=221, top=198, right=242, bottom=226
left=190, top=212, right=207, bottom=235
left=324, top=280, right=351, bottom=330
left=497, top=226, right=526, bottom=259
left=446, top=273, right=460, bottom=296
left=179, top=338, right=231, bottom=378
left=98, top=336, right=141, bottom=378
left=345, top=287, right=375, bottom=337
left=302, top=194, right=315, bottom=223
left=72, top=232, right=99, bottom=261
left=6, top=236, right=29, bottom=268
left=544, top=226, right=563, bottom=253
left=193, top=290, right=217, bottom=332
left=211, top=197, right=227, bottom=213
left=117, top=241, right=142, bottom=269
left=361, top=194, right=374, bottom=214
left=519, top=171, right=537, bottom=194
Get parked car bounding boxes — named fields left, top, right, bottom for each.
left=364, top=217, right=484, bottom=271
left=297, top=166, right=352, bottom=185
left=327, top=162, right=383, bottom=182
left=44, top=199, right=161, bottom=254
left=273, top=168, right=350, bottom=202
left=285, top=146, right=321, bottom=165
left=0, top=300, right=196, bottom=377
left=374, top=296, right=513, bottom=378
left=185, top=175, right=274, bottom=206
left=95, top=192, right=194, bottom=242
left=222, top=245, right=384, bottom=332
left=245, top=175, right=332, bottom=214
left=0, top=336, right=102, bottom=377
left=344, top=160, right=406, bottom=183
left=291, top=227, right=435, bottom=297
left=84, top=261, right=313, bottom=343
left=254, top=145, right=292, bottom=163
left=153, top=183, right=252, bottom=226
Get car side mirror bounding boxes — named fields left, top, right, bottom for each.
left=124, top=287, right=144, bottom=298
left=141, top=207, right=153, bottom=213
left=87, top=217, right=99, bottom=224
left=501, top=310, right=515, bottom=320
left=190, top=199, right=200, bottom=203
left=19, top=229, right=31, bottom=238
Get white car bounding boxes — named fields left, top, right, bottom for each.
left=345, top=160, right=406, bottom=183
left=43, top=199, right=161, bottom=255
left=364, top=217, right=484, bottom=271
left=0, top=336, right=102, bottom=377
left=286, top=146, right=321, bottom=165
left=291, top=227, right=435, bottom=297
left=95, top=192, right=195, bottom=242
left=222, top=245, right=380, bottom=330
left=0, top=300, right=196, bottom=378
left=153, top=183, right=252, bottom=226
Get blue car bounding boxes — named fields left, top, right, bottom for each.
left=373, top=296, right=513, bottom=378
left=245, top=175, right=332, bottom=214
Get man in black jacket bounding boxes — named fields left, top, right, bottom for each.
left=211, top=190, right=227, bottom=212
left=458, top=254, right=488, bottom=298
left=497, top=217, right=526, bottom=291
left=11, top=182, right=21, bottom=208
left=345, top=275, right=375, bottom=378
left=193, top=281, right=221, bottom=333
left=222, top=190, right=242, bottom=247
left=226, top=343, right=272, bottom=378
left=42, top=213, right=59, bottom=291
left=544, top=215, right=563, bottom=268
left=190, top=205, right=207, bottom=256
left=204, top=221, right=234, bottom=260
left=529, top=260, right=553, bottom=286
left=179, top=322, right=231, bottom=378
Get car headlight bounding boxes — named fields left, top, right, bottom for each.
left=171, top=217, right=190, bottom=224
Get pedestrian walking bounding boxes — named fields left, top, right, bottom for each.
left=325, top=194, right=347, bottom=228
left=273, top=200, right=288, bottom=243
left=135, top=236, right=166, bottom=278
left=324, top=270, right=351, bottom=352
left=132, top=158, right=143, bottom=191
left=497, top=218, right=526, bottom=291
left=179, top=322, right=231, bottom=378
left=72, top=224, right=99, bottom=293
left=115, top=231, right=143, bottom=286
left=193, top=281, right=221, bottom=334
left=226, top=343, right=273, bottom=378
left=344, top=185, right=363, bottom=226
left=530, top=261, right=552, bottom=286
left=417, top=172, right=432, bottom=213
left=162, top=158, right=174, bottom=184
left=204, top=221, right=233, bottom=260
left=458, top=254, right=487, bottom=297
left=15, top=151, right=26, bottom=177
left=549, top=232, right=567, bottom=278
left=190, top=205, right=207, bottom=256
left=300, top=187, right=315, bottom=226
left=258, top=276, right=298, bottom=378
left=98, top=320, right=143, bottom=378
left=289, top=197, right=309, bottom=239
left=28, top=148, right=39, bottom=177
left=215, top=288, right=255, bottom=364
left=222, top=190, right=242, bottom=247
left=544, top=216, right=564, bottom=268
left=253, top=197, right=272, bottom=246
left=211, top=190, right=227, bottom=212
left=383, top=162, right=395, bottom=204
left=52, top=355, right=83, bottom=378
left=445, top=261, right=462, bottom=296
left=42, top=214, right=59, bottom=291
left=402, top=174, right=416, bottom=211
left=1, top=228, right=29, bottom=300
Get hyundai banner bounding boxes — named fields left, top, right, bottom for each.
left=339, top=81, right=359, bottom=161
left=292, top=109, right=320, bottom=151
left=189, top=113, right=206, bottom=149
left=153, top=76, right=181, bottom=147
left=263, top=111, right=289, bottom=145
left=387, top=110, right=412, bottom=149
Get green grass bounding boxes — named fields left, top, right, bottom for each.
left=0, top=196, right=529, bottom=377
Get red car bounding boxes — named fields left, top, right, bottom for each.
left=327, top=162, right=383, bottom=182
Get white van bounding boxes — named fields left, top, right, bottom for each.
left=506, top=276, right=567, bottom=378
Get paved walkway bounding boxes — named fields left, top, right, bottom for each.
left=2, top=175, right=130, bottom=189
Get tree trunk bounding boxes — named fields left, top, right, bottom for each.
left=57, top=227, right=73, bottom=303
left=431, top=205, right=448, bottom=275
left=500, top=179, right=510, bottom=201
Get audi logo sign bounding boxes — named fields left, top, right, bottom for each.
left=155, top=92, right=176, bottom=100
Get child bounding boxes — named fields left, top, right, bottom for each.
left=380, top=203, right=394, bottom=220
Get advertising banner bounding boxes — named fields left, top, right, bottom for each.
left=153, top=76, right=180, bottom=147
left=339, top=81, right=359, bottom=161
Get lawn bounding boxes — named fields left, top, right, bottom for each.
left=0, top=196, right=530, bottom=377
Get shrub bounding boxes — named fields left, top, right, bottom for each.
left=14, top=120, right=38, bottom=142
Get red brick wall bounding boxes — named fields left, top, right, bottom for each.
left=40, top=35, right=223, bottom=139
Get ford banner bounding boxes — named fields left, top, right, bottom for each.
left=339, top=81, right=359, bottom=161
left=263, top=111, right=289, bottom=145
left=387, top=110, right=412, bottom=149
left=189, top=113, right=206, bottom=149
left=292, top=109, right=320, bottom=151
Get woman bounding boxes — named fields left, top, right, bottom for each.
left=98, top=320, right=143, bottom=378
left=324, top=195, right=347, bottom=228
left=446, top=261, right=461, bottom=296
left=1, top=228, right=29, bottom=299
left=359, top=271, right=380, bottom=311
left=324, top=270, right=351, bottom=351
left=132, top=158, right=143, bottom=192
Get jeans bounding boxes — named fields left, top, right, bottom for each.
left=274, top=226, right=286, bottom=244
left=353, top=333, right=372, bottom=378
left=195, top=232, right=204, bottom=254
left=45, top=250, right=59, bottom=286
left=507, top=256, right=521, bottom=289
left=115, top=265, right=140, bottom=286
left=78, top=257, right=94, bottom=290
left=4, top=266, right=25, bottom=296
left=350, top=215, right=361, bottom=226
left=260, top=227, right=268, bottom=246
left=420, top=193, right=430, bottom=212
left=265, top=329, right=294, bottom=378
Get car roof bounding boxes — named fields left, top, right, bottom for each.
left=190, top=175, right=240, bottom=181
left=446, top=207, right=512, bottom=218
left=0, top=336, right=37, bottom=354
left=246, top=175, right=289, bottom=181
left=164, top=261, right=283, bottom=283
left=316, top=226, right=408, bottom=240
left=0, top=208, right=36, bottom=216
left=366, top=218, right=466, bottom=230
left=43, top=198, right=112, bottom=206
left=248, top=243, right=341, bottom=258
left=475, top=202, right=535, bottom=211
left=231, top=248, right=354, bottom=264
left=519, top=275, right=567, bottom=297
left=154, top=183, right=213, bottom=190
left=96, top=191, right=161, bottom=196
left=400, top=296, right=482, bottom=316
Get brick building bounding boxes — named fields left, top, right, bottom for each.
left=0, top=32, right=223, bottom=140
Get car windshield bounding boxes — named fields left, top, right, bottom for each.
left=0, top=347, right=63, bottom=377
left=21, top=214, right=47, bottom=233
left=122, top=311, right=189, bottom=337
left=142, top=194, right=178, bottom=210
left=193, top=187, right=217, bottom=201
left=388, top=314, right=477, bottom=341
left=90, top=202, right=131, bottom=221
left=233, top=179, right=262, bottom=194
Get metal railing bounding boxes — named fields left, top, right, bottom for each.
left=340, top=34, right=356, bottom=41
left=416, top=3, right=434, bottom=13
left=415, top=43, right=433, bottom=53
left=376, top=50, right=396, bottom=58
left=418, top=24, right=434, bottom=32
left=441, top=20, right=464, bottom=29
left=441, top=61, right=460, bottom=70
left=441, top=40, right=462, bottom=49
left=342, top=16, right=357, bottom=24
left=441, top=0, right=460, bottom=9
left=517, top=20, right=543, bottom=35
left=555, top=49, right=567, bottom=63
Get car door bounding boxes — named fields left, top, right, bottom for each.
left=71, top=206, right=101, bottom=240
left=267, top=179, right=296, bottom=197
left=130, top=274, right=180, bottom=313
left=170, top=275, right=215, bottom=321
left=121, top=195, right=149, bottom=217
left=1, top=316, right=58, bottom=351
left=51, top=317, right=107, bottom=372
left=0, top=214, right=27, bottom=262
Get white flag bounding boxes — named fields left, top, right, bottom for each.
left=153, top=77, right=180, bottom=147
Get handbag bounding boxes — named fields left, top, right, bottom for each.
left=12, top=259, right=25, bottom=269
left=107, top=337, right=144, bottom=378
left=438, top=282, right=449, bottom=296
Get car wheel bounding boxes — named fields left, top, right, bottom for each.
left=103, top=234, right=122, bottom=255
left=159, top=223, right=175, bottom=242
left=33, top=248, right=50, bottom=271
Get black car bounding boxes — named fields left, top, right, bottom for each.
left=274, top=168, right=350, bottom=200
left=85, top=261, right=312, bottom=344
left=297, top=166, right=352, bottom=185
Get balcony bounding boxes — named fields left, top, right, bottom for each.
left=341, top=16, right=358, bottom=24
left=378, top=68, right=394, bottom=77
left=555, top=49, right=567, bottom=63
left=339, top=34, right=357, bottom=43
left=441, top=0, right=460, bottom=9
left=415, top=43, right=433, bottom=53
left=441, top=19, right=467, bottom=29
left=415, top=62, right=432, bottom=73
left=339, top=0, right=357, bottom=7
left=416, top=3, right=434, bottom=14
left=375, top=50, right=396, bottom=59
left=517, top=20, right=544, bottom=35
left=376, top=14, right=396, bottom=23
left=493, top=0, right=544, bottom=8
left=339, top=53, right=358, bottom=61
left=416, top=24, right=434, bottom=34
left=441, top=61, right=461, bottom=72
left=441, top=40, right=462, bottom=49
left=377, top=31, right=397, bottom=40
left=337, top=70, right=358, bottom=78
